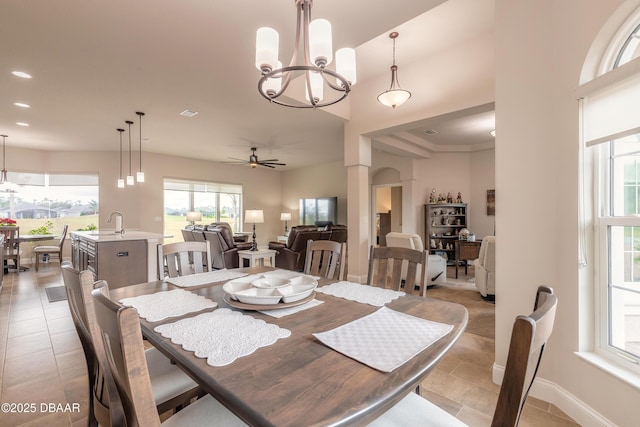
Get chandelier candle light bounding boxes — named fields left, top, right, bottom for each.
left=377, top=32, right=411, bottom=109
left=255, top=0, right=357, bottom=108
left=245, top=209, right=264, bottom=251
left=136, top=112, right=145, bottom=183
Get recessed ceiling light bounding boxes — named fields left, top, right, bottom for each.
left=16, top=122, right=30, bottom=127
left=13, top=102, right=30, bottom=108
left=11, top=71, right=32, bottom=79
left=180, top=109, right=198, bottom=118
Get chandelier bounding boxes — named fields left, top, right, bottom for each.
left=0, top=135, right=18, bottom=193
left=255, top=0, right=357, bottom=108
left=377, top=32, right=411, bottom=109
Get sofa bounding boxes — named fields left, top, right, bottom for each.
left=203, top=223, right=252, bottom=269
left=384, top=232, right=446, bottom=286
left=268, top=225, right=329, bottom=270
left=474, top=236, right=495, bottom=300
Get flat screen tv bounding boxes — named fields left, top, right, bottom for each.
left=299, top=197, right=338, bottom=226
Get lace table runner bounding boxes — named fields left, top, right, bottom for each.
left=166, top=269, right=248, bottom=288
left=315, top=281, right=405, bottom=306
left=154, top=308, right=291, bottom=366
left=119, top=289, right=217, bottom=322
left=313, top=306, right=453, bottom=372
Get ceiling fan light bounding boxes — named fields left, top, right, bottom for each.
left=256, top=27, right=279, bottom=73
left=377, top=89, right=411, bottom=109
left=336, top=48, right=357, bottom=86
left=309, top=19, right=333, bottom=67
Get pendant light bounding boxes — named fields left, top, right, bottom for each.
left=136, top=111, right=145, bottom=183
left=377, top=32, right=411, bottom=109
left=125, top=120, right=134, bottom=186
left=116, top=128, right=125, bottom=188
left=0, top=135, right=18, bottom=193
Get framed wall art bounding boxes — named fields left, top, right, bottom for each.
left=486, top=189, right=495, bottom=216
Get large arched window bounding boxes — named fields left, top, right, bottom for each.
left=579, top=7, right=640, bottom=375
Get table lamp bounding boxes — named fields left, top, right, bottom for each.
left=186, top=211, right=202, bottom=226
left=280, top=212, right=291, bottom=236
left=245, top=209, right=264, bottom=251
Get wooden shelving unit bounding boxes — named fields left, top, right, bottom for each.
left=424, top=203, right=468, bottom=264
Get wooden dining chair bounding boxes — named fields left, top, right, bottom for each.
left=158, top=241, right=211, bottom=279
left=61, top=262, right=123, bottom=427
left=368, top=286, right=558, bottom=427
left=63, top=265, right=205, bottom=425
left=90, top=282, right=247, bottom=427
left=367, top=245, right=427, bottom=296
left=1, top=226, right=21, bottom=272
left=34, top=224, right=68, bottom=271
left=304, top=240, right=346, bottom=280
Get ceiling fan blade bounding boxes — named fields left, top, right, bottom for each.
left=259, top=158, right=279, bottom=162
left=259, top=163, right=276, bottom=168
left=227, top=157, right=247, bottom=162
left=262, top=162, right=286, bottom=166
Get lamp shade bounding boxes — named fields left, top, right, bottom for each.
left=280, top=212, right=292, bottom=221
left=245, top=209, right=264, bottom=224
left=186, top=211, right=202, bottom=222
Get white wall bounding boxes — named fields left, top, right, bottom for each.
left=496, top=0, right=640, bottom=425
left=280, top=160, right=348, bottom=226
left=469, top=148, right=495, bottom=239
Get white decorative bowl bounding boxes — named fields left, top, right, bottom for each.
left=222, top=279, right=254, bottom=300
left=278, top=281, right=317, bottom=303
left=251, top=277, right=291, bottom=289
left=235, top=288, right=283, bottom=305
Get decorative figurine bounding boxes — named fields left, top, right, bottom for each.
left=438, top=193, right=446, bottom=203
left=429, top=188, right=437, bottom=203
left=446, top=192, right=453, bottom=203
left=456, top=192, right=462, bottom=203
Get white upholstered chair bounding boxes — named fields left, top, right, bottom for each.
left=474, top=236, right=495, bottom=299
left=385, top=232, right=446, bottom=286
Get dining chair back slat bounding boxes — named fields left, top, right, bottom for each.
left=158, top=241, right=211, bottom=279
left=304, top=240, right=346, bottom=280
left=1, top=226, right=21, bottom=272
left=367, top=245, right=427, bottom=296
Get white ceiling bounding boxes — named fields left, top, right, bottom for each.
left=0, top=0, right=494, bottom=170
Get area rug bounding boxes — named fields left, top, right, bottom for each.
left=45, top=286, right=68, bottom=303
left=427, top=283, right=495, bottom=340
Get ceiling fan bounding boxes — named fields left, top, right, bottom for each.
left=227, top=147, right=286, bottom=169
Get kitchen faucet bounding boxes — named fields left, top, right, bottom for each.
left=107, top=211, right=125, bottom=235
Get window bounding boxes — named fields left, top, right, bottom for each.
left=299, top=197, right=337, bottom=226
left=163, top=179, right=242, bottom=243
left=582, top=16, right=640, bottom=372
left=0, top=172, right=99, bottom=234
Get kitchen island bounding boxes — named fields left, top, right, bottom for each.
left=70, top=230, right=166, bottom=288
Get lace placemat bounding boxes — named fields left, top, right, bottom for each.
left=315, top=281, right=405, bottom=306
left=166, top=269, right=248, bottom=288
left=154, top=308, right=291, bottom=366
left=260, top=298, right=324, bottom=318
left=313, top=306, right=453, bottom=372
left=119, top=289, right=217, bottom=322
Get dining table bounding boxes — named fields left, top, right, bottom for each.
left=109, top=267, right=468, bottom=427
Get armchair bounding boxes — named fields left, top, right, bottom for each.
left=268, top=225, right=328, bottom=271
left=384, top=232, right=446, bottom=286
left=474, top=236, right=495, bottom=300
left=328, top=224, right=347, bottom=243
left=204, top=223, right=252, bottom=269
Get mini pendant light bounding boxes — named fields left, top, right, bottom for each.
left=377, top=32, right=411, bottom=109
left=117, top=128, right=125, bottom=188
left=125, top=120, right=135, bottom=186
left=136, top=111, right=145, bottom=183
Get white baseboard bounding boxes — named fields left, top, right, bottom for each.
left=492, top=363, right=616, bottom=426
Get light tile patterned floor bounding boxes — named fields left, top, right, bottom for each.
left=0, top=264, right=580, bottom=426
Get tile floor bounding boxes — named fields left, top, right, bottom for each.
left=0, top=264, right=580, bottom=426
